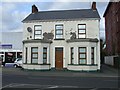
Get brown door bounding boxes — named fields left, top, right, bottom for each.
left=55, top=47, right=63, bottom=69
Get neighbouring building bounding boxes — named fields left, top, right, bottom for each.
left=0, top=32, right=23, bottom=63
left=103, top=1, right=120, bottom=68
left=22, top=2, right=101, bottom=71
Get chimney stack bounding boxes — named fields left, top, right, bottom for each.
left=32, top=5, right=38, bottom=13
left=91, top=2, right=96, bottom=10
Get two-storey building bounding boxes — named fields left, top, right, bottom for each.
left=22, top=2, right=100, bottom=71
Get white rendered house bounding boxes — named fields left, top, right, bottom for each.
left=22, top=2, right=100, bottom=71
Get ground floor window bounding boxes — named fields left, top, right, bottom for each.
left=91, top=47, right=94, bottom=64
left=17, top=52, right=22, bottom=58
left=0, top=51, right=22, bottom=63
left=5, top=52, right=16, bottom=63
left=25, top=47, right=27, bottom=63
left=43, top=47, right=47, bottom=64
left=31, top=47, right=38, bottom=64
left=71, top=47, right=74, bottom=64
left=78, top=47, right=87, bottom=64
left=0, top=52, right=4, bottom=62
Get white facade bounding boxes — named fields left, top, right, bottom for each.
left=22, top=19, right=100, bottom=71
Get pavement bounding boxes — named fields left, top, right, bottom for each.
left=1, top=64, right=119, bottom=77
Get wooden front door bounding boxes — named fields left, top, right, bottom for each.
left=55, top=47, right=63, bottom=69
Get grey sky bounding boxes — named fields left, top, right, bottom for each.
left=0, top=0, right=110, bottom=40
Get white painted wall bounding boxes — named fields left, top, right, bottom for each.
left=23, top=19, right=99, bottom=40
left=22, top=19, right=100, bottom=70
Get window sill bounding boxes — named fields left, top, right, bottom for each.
left=68, top=64, right=98, bottom=66
left=32, top=39, right=42, bottom=40
left=23, top=63, right=51, bottom=65
left=54, top=38, right=65, bottom=40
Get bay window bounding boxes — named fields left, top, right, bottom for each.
left=31, top=47, right=38, bottom=64
left=78, top=47, right=87, bottom=64
left=43, top=47, right=47, bottom=64
left=91, top=47, right=94, bottom=64
left=71, top=47, right=74, bottom=64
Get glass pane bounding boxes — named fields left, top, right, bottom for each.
left=78, top=34, right=85, bottom=38
left=56, top=48, right=63, bottom=51
left=32, top=59, right=38, bottom=63
left=56, top=30, right=63, bottom=34
left=71, top=54, right=74, bottom=58
left=78, top=25, right=86, bottom=29
left=32, top=48, right=38, bottom=52
left=32, top=54, right=38, bottom=58
left=56, top=25, right=63, bottom=29
left=80, top=54, right=86, bottom=58
left=72, top=59, right=74, bottom=64
left=71, top=48, right=74, bottom=53
left=43, top=54, right=47, bottom=58
left=91, top=48, right=94, bottom=53
left=91, top=59, right=94, bottom=64
left=56, top=35, right=63, bottom=38
left=43, top=48, right=47, bottom=52
left=35, top=30, right=41, bottom=34
left=35, top=35, right=42, bottom=39
left=91, top=55, right=94, bottom=59
left=79, top=48, right=86, bottom=53
left=79, top=30, right=85, bottom=33
left=80, top=59, right=86, bottom=64
left=43, top=59, right=47, bottom=64
left=35, top=26, right=42, bottom=30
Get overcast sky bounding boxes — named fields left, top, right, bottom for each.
left=0, top=0, right=110, bottom=40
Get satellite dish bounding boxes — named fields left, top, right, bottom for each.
left=27, top=27, right=32, bottom=32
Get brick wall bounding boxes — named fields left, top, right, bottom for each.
left=104, top=2, right=120, bottom=56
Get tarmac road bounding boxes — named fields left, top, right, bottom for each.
left=1, top=64, right=119, bottom=90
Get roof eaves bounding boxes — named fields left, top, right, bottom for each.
left=22, top=18, right=100, bottom=23
left=22, top=13, right=32, bottom=22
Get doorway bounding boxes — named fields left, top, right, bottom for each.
left=55, top=47, right=63, bottom=69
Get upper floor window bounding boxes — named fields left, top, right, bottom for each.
left=34, top=25, right=42, bottom=39
left=78, top=47, right=87, bottom=64
left=78, top=24, right=86, bottom=38
left=55, top=24, right=63, bottom=39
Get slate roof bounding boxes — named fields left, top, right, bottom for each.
left=22, top=9, right=100, bottom=22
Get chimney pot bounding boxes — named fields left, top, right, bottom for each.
left=91, top=2, right=96, bottom=10
left=32, top=5, right=38, bottom=13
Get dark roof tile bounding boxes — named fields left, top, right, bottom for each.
left=22, top=9, right=100, bottom=22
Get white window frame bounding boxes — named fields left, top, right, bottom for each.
left=34, top=25, right=42, bottom=39
left=78, top=24, right=86, bottom=38
left=55, top=24, right=64, bottom=39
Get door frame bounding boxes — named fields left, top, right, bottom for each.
left=54, top=46, right=64, bottom=69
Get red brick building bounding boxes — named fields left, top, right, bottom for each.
left=103, top=2, right=120, bottom=56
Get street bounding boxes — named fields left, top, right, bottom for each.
left=1, top=64, right=119, bottom=90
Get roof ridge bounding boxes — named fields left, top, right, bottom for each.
left=37, top=9, right=92, bottom=13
